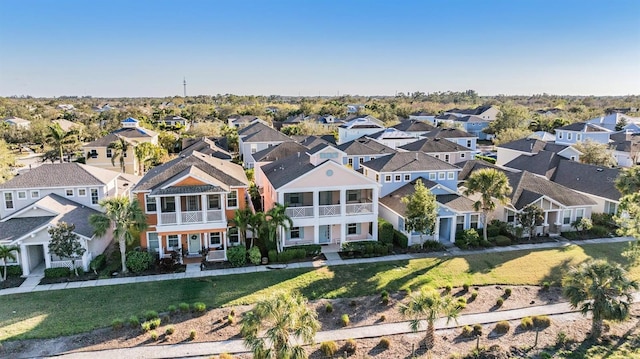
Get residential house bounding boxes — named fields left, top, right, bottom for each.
left=133, top=151, right=250, bottom=261
left=180, top=137, right=233, bottom=161
left=534, top=108, right=563, bottom=117
left=258, top=148, right=380, bottom=248
left=359, top=152, right=461, bottom=197
left=528, top=131, right=556, bottom=142
left=92, top=103, right=114, bottom=113
left=83, top=117, right=159, bottom=175
left=56, top=104, right=75, bottom=111
left=294, top=134, right=337, bottom=148
left=444, top=105, right=500, bottom=122
left=228, top=115, right=267, bottom=129
left=337, top=115, right=385, bottom=145
left=392, top=119, right=436, bottom=137
left=408, top=112, right=437, bottom=126
left=366, top=128, right=420, bottom=149
left=503, top=150, right=563, bottom=179
left=459, top=161, right=597, bottom=237
left=422, top=127, right=478, bottom=151
left=282, top=114, right=343, bottom=130
left=336, top=137, right=396, bottom=170
left=158, top=115, right=190, bottom=130
left=496, top=138, right=581, bottom=166
left=253, top=141, right=309, bottom=187
left=52, top=119, right=83, bottom=132
left=3, top=116, right=30, bottom=129
left=554, top=122, right=612, bottom=146
left=379, top=178, right=480, bottom=245
left=347, top=104, right=366, bottom=114
left=398, top=138, right=473, bottom=165
left=587, top=113, right=640, bottom=131
left=609, top=132, right=640, bottom=167
left=238, top=122, right=293, bottom=168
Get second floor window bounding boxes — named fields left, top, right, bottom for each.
left=106, top=148, right=112, bottom=158
left=4, top=193, right=14, bottom=209
left=90, top=189, right=99, bottom=205
left=227, top=190, right=238, bottom=208
left=208, top=195, right=220, bottom=209
left=145, top=194, right=156, bottom=212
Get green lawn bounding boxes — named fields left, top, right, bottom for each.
left=1, top=241, right=638, bottom=341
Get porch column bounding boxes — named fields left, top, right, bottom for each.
left=450, top=217, right=456, bottom=243
left=371, top=187, right=379, bottom=216
left=340, top=190, right=347, bottom=217
left=372, top=220, right=378, bottom=241
left=314, top=223, right=320, bottom=245
left=20, top=245, right=29, bottom=276
left=158, top=234, right=164, bottom=257
left=44, top=243, right=51, bottom=268
left=313, top=190, right=319, bottom=218
left=543, top=211, right=549, bottom=226
left=175, top=195, right=182, bottom=224
left=341, top=222, right=346, bottom=246
left=155, top=197, right=162, bottom=225
left=201, top=194, right=208, bottom=222
left=434, top=218, right=440, bottom=243
left=222, top=232, right=227, bottom=261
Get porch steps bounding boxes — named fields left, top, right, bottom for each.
left=322, top=251, right=342, bottom=262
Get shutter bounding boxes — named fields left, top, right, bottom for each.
left=356, top=223, right=361, bottom=235
left=299, top=228, right=304, bottom=239
left=285, top=230, right=291, bottom=240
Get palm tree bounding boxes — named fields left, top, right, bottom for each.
left=265, top=203, right=293, bottom=253
left=89, top=196, right=147, bottom=273
left=241, top=291, right=319, bottom=359
left=463, top=168, right=512, bottom=242
left=563, top=260, right=639, bottom=339
left=399, top=287, right=460, bottom=349
left=232, top=208, right=253, bottom=246
left=46, top=123, right=78, bottom=163
left=0, top=245, right=20, bottom=281
left=108, top=136, right=130, bottom=173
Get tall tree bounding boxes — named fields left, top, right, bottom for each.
left=48, top=222, right=86, bottom=276
left=0, top=139, right=15, bottom=184
left=516, top=205, right=545, bottom=240
left=134, top=142, right=167, bottom=175
left=574, top=140, right=616, bottom=167
left=488, top=103, right=531, bottom=133
left=0, top=245, right=20, bottom=281
left=46, top=123, right=78, bottom=163
left=563, top=260, right=638, bottom=339
left=399, top=287, right=460, bottom=349
left=108, top=136, right=130, bottom=173
left=401, top=179, right=438, bottom=242
left=463, top=168, right=513, bottom=242
left=262, top=203, right=293, bottom=253
left=615, top=166, right=640, bottom=263
left=493, top=128, right=533, bottom=146
left=232, top=208, right=253, bottom=247
left=241, top=291, right=320, bottom=359
left=615, top=166, right=640, bottom=196
left=89, top=196, right=147, bottom=273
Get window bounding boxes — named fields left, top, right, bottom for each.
left=607, top=202, right=617, bottom=215
left=161, top=196, right=175, bottom=212
left=227, top=190, right=238, bottom=208
left=563, top=210, right=571, bottom=225
left=348, top=158, right=353, bottom=167
left=147, top=233, right=160, bottom=254
left=167, top=235, right=179, bottom=250
left=90, top=189, right=99, bottom=205
left=567, top=133, right=572, bottom=140
left=290, top=227, right=301, bottom=239
left=394, top=174, right=401, bottom=182
left=445, top=154, right=450, bottom=163
left=404, top=174, right=411, bottom=181
left=384, top=175, right=392, bottom=183
left=429, top=172, right=436, bottom=180
left=145, top=194, right=156, bottom=212
left=185, top=195, right=199, bottom=211
left=31, top=190, right=40, bottom=199
left=434, top=154, right=439, bottom=159
left=65, top=189, right=74, bottom=197
left=570, top=156, right=576, bottom=161
left=89, top=149, right=98, bottom=158
left=17, top=191, right=26, bottom=199
left=4, top=193, right=13, bottom=209
left=250, top=144, right=257, bottom=154
left=558, top=132, right=563, bottom=139
left=347, top=223, right=360, bottom=235
left=78, top=188, right=86, bottom=197
left=466, top=140, right=472, bottom=148
left=460, top=153, right=465, bottom=158
left=447, top=172, right=455, bottom=180
left=576, top=208, right=584, bottom=221
left=470, top=214, right=479, bottom=229
left=347, top=190, right=360, bottom=202
left=106, top=148, right=112, bottom=158
left=456, top=216, right=464, bottom=231
left=438, top=172, right=445, bottom=180
left=375, top=174, right=379, bottom=182
left=287, top=193, right=301, bottom=206
left=359, top=157, right=364, bottom=164
left=577, top=134, right=582, bottom=141
left=228, top=227, right=239, bottom=245
left=506, top=210, right=515, bottom=223
left=209, top=232, right=222, bottom=248
left=208, top=195, right=220, bottom=209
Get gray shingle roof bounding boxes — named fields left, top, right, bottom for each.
left=294, top=135, right=337, bottom=148
left=497, top=138, right=547, bottom=153
left=0, top=163, right=121, bottom=189
left=134, top=151, right=248, bottom=192
left=436, top=194, right=477, bottom=212
left=445, top=105, right=495, bottom=116
left=180, top=137, right=232, bottom=160
left=556, top=122, right=610, bottom=132
left=399, top=138, right=470, bottom=153
left=336, top=138, right=396, bottom=156
left=253, top=142, right=309, bottom=162
left=261, top=153, right=316, bottom=189
left=503, top=151, right=562, bottom=178
left=392, top=120, right=436, bottom=132
left=31, top=194, right=103, bottom=238
left=506, top=171, right=596, bottom=210
left=84, top=127, right=157, bottom=147
left=0, top=216, right=54, bottom=242
left=550, top=161, right=621, bottom=201
left=361, top=152, right=459, bottom=173
left=379, top=178, right=474, bottom=215
left=423, top=127, right=474, bottom=139
left=239, top=122, right=292, bottom=143
left=150, top=184, right=224, bottom=196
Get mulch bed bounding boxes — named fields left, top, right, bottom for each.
left=38, top=264, right=187, bottom=285
left=201, top=254, right=326, bottom=271
left=0, top=276, right=26, bottom=289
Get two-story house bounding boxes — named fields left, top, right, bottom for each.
left=157, top=115, right=190, bottom=130
left=609, top=132, right=640, bottom=167
left=359, top=152, right=461, bottom=197
left=407, top=112, right=437, bottom=126
left=132, top=151, right=249, bottom=261
left=83, top=117, right=159, bottom=175
left=392, top=119, right=436, bottom=137
left=496, top=138, right=581, bottom=166
left=258, top=146, right=380, bottom=249
left=366, top=128, right=421, bottom=149
left=337, top=115, right=385, bottom=145
left=336, top=137, right=396, bottom=170
left=227, top=115, right=266, bottom=129
left=444, top=105, right=500, bottom=122
left=238, top=122, right=293, bottom=168
left=422, top=128, right=478, bottom=151
left=253, top=141, right=309, bottom=187
left=398, top=138, right=473, bottom=165
left=554, top=122, right=612, bottom=146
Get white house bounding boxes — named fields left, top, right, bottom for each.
left=238, top=122, right=293, bottom=168
left=3, top=116, right=30, bottom=129
left=366, top=128, right=421, bottom=149
left=337, top=115, right=385, bottom=145
left=554, top=122, right=612, bottom=146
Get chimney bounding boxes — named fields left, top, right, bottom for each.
left=415, top=152, right=419, bottom=161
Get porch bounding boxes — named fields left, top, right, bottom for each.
left=147, top=230, right=235, bottom=262
left=284, top=189, right=376, bottom=219
left=283, top=221, right=376, bottom=247
left=153, top=193, right=227, bottom=226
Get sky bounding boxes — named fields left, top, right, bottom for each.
left=1, top=0, right=639, bottom=97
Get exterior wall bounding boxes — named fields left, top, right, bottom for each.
left=375, top=170, right=459, bottom=197
left=240, top=141, right=284, bottom=168
left=372, top=137, right=420, bottom=150
left=496, top=147, right=528, bottom=166
left=408, top=115, right=436, bottom=126
left=343, top=154, right=390, bottom=170
left=1, top=185, right=107, bottom=219
left=613, top=150, right=635, bottom=167
left=425, top=151, right=472, bottom=165
left=445, top=137, right=477, bottom=151
left=84, top=145, right=139, bottom=175
left=555, top=130, right=611, bottom=146
left=338, top=127, right=383, bottom=145
left=463, top=122, right=490, bottom=140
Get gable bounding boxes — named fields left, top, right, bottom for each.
left=174, top=177, right=208, bottom=187
left=281, top=161, right=378, bottom=190
left=13, top=207, right=58, bottom=218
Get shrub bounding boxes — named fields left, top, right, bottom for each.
left=591, top=213, right=613, bottom=227
left=532, top=315, right=552, bottom=329
left=344, top=338, right=357, bottom=354
left=320, top=341, right=338, bottom=356
left=379, top=337, right=391, bottom=349
left=463, top=283, right=470, bottom=292
left=325, top=303, right=333, bottom=313
left=590, top=225, right=610, bottom=237
left=141, top=321, right=151, bottom=332
left=193, top=302, right=206, bottom=313
left=268, top=249, right=278, bottom=263
left=555, top=331, right=569, bottom=348
left=381, top=296, right=389, bottom=305
left=248, top=246, right=262, bottom=265
left=168, top=305, right=177, bottom=313
left=219, top=354, right=234, bottom=359
left=457, top=297, right=467, bottom=309
left=378, top=219, right=394, bottom=245
left=496, top=298, right=504, bottom=307
left=379, top=315, right=386, bottom=322
left=179, top=303, right=190, bottom=312
left=393, top=230, right=409, bottom=248
left=227, top=246, right=247, bottom=267
left=494, top=321, right=510, bottom=334
left=150, top=330, right=158, bottom=341
left=111, top=318, right=124, bottom=330
left=4, top=265, right=22, bottom=277
left=227, top=314, right=235, bottom=325
left=165, top=325, right=175, bottom=335
left=90, top=254, right=106, bottom=274
left=521, top=316, right=533, bottom=330
left=341, top=314, right=350, bottom=327
left=456, top=229, right=480, bottom=248
left=148, top=318, right=161, bottom=329
left=144, top=310, right=159, bottom=320
left=381, top=290, right=389, bottom=299
left=472, top=324, right=483, bottom=336
left=126, top=251, right=154, bottom=273
left=475, top=154, right=496, bottom=164
left=44, top=267, right=71, bottom=278
left=494, top=235, right=511, bottom=246
left=487, top=225, right=500, bottom=238
left=128, top=315, right=140, bottom=327
left=504, top=288, right=512, bottom=297
left=445, top=284, right=453, bottom=293
left=470, top=291, right=478, bottom=301
left=287, top=244, right=322, bottom=257
left=422, top=240, right=445, bottom=251
left=189, top=330, right=197, bottom=340
left=542, top=282, right=550, bottom=291
left=461, top=325, right=473, bottom=337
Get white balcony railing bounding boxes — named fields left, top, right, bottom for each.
left=181, top=211, right=203, bottom=223
left=318, top=204, right=341, bottom=217
left=159, top=210, right=224, bottom=225
left=50, top=260, right=79, bottom=269
left=206, top=210, right=223, bottom=222
left=345, top=202, right=373, bottom=215
left=161, top=212, right=177, bottom=224
left=286, top=206, right=314, bottom=218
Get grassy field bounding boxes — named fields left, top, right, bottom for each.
left=1, top=241, right=638, bottom=341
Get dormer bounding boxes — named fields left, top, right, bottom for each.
left=121, top=117, right=140, bottom=128
left=308, top=145, right=346, bottom=166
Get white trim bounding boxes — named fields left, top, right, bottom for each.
left=30, top=190, right=40, bottom=199
left=78, top=188, right=87, bottom=197
left=17, top=191, right=26, bottom=199
left=65, top=189, right=74, bottom=197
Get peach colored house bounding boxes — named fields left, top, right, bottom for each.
left=132, top=151, right=249, bottom=261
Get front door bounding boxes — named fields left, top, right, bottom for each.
left=438, top=218, right=452, bottom=243
left=319, top=225, right=331, bottom=244
left=188, top=233, right=201, bottom=254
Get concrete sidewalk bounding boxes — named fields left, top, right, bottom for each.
left=1, top=236, right=633, bottom=297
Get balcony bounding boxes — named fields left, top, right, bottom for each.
left=159, top=209, right=224, bottom=225
left=346, top=202, right=373, bottom=215
left=318, top=204, right=341, bottom=217
left=286, top=206, right=314, bottom=218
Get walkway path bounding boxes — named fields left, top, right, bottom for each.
left=51, top=292, right=640, bottom=359
left=1, top=236, right=633, bottom=297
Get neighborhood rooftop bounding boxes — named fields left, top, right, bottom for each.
left=361, top=152, right=459, bottom=172
left=0, top=163, right=123, bottom=189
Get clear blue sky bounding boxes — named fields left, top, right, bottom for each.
left=1, top=0, right=639, bottom=97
